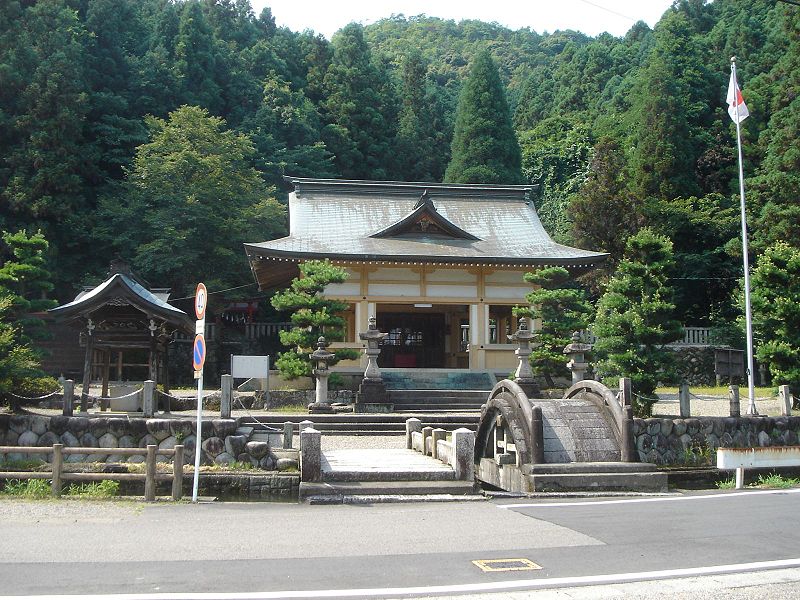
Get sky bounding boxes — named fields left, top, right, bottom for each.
left=250, top=0, right=676, bottom=39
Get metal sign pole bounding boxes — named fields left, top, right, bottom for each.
left=191, top=283, right=207, bottom=503
left=192, top=370, right=203, bottom=502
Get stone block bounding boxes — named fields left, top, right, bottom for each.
left=146, top=419, right=172, bottom=441
left=118, top=435, right=136, bottom=448
left=758, top=431, right=771, bottom=447
left=246, top=441, right=270, bottom=460
left=211, top=419, right=237, bottom=439
left=170, top=420, right=194, bottom=440
left=49, top=416, right=70, bottom=436
left=225, top=435, right=247, bottom=458
left=660, top=419, right=673, bottom=437
left=214, top=452, right=235, bottom=465
left=89, top=418, right=109, bottom=439
left=646, top=420, right=660, bottom=436
left=300, top=427, right=321, bottom=483
left=202, top=436, right=225, bottom=457
left=37, top=431, right=58, bottom=447
left=67, top=417, right=90, bottom=436
left=159, top=435, right=178, bottom=451
left=18, top=431, right=38, bottom=446
left=260, top=455, right=276, bottom=470
left=9, top=415, right=30, bottom=435
left=98, top=433, right=118, bottom=448
left=672, top=419, right=687, bottom=437
left=60, top=431, right=79, bottom=447
left=276, top=457, right=298, bottom=471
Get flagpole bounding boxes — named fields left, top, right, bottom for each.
left=731, top=56, right=758, bottom=415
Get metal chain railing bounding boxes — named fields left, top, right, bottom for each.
left=234, top=393, right=281, bottom=432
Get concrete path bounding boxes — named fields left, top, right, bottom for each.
left=322, top=448, right=455, bottom=481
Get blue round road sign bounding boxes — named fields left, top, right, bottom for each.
left=192, top=334, right=206, bottom=371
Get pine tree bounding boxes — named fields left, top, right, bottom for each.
left=515, top=267, right=593, bottom=387
left=444, top=49, right=523, bottom=184
left=593, top=228, right=682, bottom=416
left=0, top=230, right=56, bottom=343
left=749, top=242, right=800, bottom=396
left=270, top=260, right=359, bottom=379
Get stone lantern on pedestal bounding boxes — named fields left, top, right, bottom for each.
left=563, top=331, right=592, bottom=384
left=355, top=317, right=391, bottom=412
left=509, top=318, right=539, bottom=397
left=308, top=336, right=335, bottom=414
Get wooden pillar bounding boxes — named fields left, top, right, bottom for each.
left=162, top=344, right=171, bottom=395
left=148, top=319, right=158, bottom=383
left=101, top=350, right=111, bottom=398
left=116, top=350, right=123, bottom=381
left=81, top=321, right=95, bottom=411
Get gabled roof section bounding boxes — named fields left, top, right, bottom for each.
left=370, top=190, right=480, bottom=241
left=50, top=273, right=193, bottom=333
left=245, top=178, right=608, bottom=289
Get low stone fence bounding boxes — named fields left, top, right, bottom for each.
left=405, top=418, right=475, bottom=480
left=0, top=414, right=298, bottom=472
left=633, top=415, right=800, bottom=465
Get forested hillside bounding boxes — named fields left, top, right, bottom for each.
left=1, top=0, right=798, bottom=333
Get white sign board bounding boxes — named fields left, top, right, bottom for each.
left=231, top=355, right=270, bottom=379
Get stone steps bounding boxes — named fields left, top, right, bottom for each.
left=300, top=480, right=478, bottom=502
left=526, top=471, right=668, bottom=493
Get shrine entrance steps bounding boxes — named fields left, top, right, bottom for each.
left=382, top=369, right=496, bottom=412
left=299, top=449, right=478, bottom=503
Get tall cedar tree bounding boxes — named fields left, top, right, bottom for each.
left=571, top=137, right=643, bottom=268
left=444, top=50, right=524, bottom=184
left=748, top=242, right=800, bottom=396
left=395, top=49, right=450, bottom=181
left=593, top=228, right=682, bottom=416
left=271, top=260, right=359, bottom=379
left=320, top=23, right=396, bottom=180
left=514, top=267, right=593, bottom=387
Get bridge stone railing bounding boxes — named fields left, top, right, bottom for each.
left=405, top=419, right=475, bottom=481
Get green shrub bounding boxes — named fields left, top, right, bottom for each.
left=66, top=480, right=119, bottom=498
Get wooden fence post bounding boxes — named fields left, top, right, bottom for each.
left=172, top=445, right=184, bottom=501
left=51, top=444, right=64, bottom=497
left=144, top=444, right=157, bottom=502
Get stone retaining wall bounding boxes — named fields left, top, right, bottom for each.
left=633, top=416, right=800, bottom=465
left=0, top=414, right=299, bottom=472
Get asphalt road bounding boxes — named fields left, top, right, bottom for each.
left=1, top=489, right=799, bottom=599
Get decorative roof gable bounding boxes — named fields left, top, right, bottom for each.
left=370, top=190, right=480, bottom=241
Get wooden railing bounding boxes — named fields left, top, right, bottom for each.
left=0, top=444, right=184, bottom=501
left=175, top=322, right=292, bottom=342
left=583, top=326, right=712, bottom=347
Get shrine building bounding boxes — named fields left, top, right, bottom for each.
left=245, top=178, right=607, bottom=374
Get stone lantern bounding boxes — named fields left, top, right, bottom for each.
left=563, top=331, right=592, bottom=384
left=308, top=336, right=335, bottom=414
left=509, top=318, right=539, bottom=397
left=355, top=317, right=391, bottom=412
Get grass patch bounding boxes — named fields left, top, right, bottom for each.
left=2, top=479, right=50, bottom=498
left=0, top=458, right=48, bottom=471
left=201, top=460, right=257, bottom=472
left=716, top=477, right=736, bottom=489
left=754, top=472, right=800, bottom=489
left=65, top=480, right=119, bottom=498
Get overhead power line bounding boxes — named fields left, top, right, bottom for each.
left=575, top=0, right=637, bottom=23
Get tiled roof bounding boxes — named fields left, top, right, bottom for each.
left=245, top=178, right=607, bottom=268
